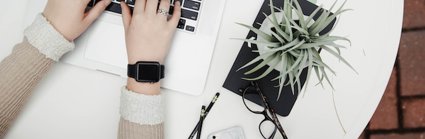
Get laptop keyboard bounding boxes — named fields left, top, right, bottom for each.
left=88, top=0, right=202, bottom=33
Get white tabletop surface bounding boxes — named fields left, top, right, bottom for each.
left=0, top=0, right=403, bottom=138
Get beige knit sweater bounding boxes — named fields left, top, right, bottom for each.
left=0, top=14, right=163, bottom=139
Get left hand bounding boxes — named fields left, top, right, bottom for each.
left=121, top=0, right=181, bottom=64
left=121, top=0, right=181, bottom=95
left=43, top=0, right=112, bottom=41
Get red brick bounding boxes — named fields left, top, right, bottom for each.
left=402, top=98, right=425, bottom=128
left=403, top=0, right=425, bottom=29
left=358, top=131, right=367, bottom=139
left=369, top=68, right=398, bottom=130
left=399, top=30, right=425, bottom=96
left=371, top=133, right=425, bottom=139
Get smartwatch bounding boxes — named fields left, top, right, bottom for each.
left=127, top=61, right=165, bottom=83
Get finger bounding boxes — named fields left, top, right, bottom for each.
left=133, top=0, right=147, bottom=14
left=120, top=1, right=132, bottom=30
left=168, top=1, right=181, bottom=27
left=84, top=0, right=94, bottom=6
left=157, top=0, right=171, bottom=20
left=145, top=0, right=160, bottom=16
left=84, top=0, right=112, bottom=25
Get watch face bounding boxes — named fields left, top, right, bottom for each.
left=137, top=63, right=160, bottom=82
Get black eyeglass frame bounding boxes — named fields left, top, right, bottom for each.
left=239, top=81, right=288, bottom=139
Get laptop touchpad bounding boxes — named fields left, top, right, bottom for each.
left=84, top=22, right=127, bottom=69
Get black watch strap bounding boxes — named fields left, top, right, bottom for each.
left=127, top=62, right=165, bottom=82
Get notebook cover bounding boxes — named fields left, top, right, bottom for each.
left=223, top=0, right=336, bottom=116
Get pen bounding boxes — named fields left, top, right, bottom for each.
left=188, top=93, right=220, bottom=139
left=196, top=106, right=206, bottom=139
left=205, top=93, right=220, bottom=115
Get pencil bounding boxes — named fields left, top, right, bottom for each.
left=188, top=93, right=220, bottom=138
left=196, top=106, right=206, bottom=139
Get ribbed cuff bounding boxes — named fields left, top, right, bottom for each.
left=120, top=87, right=164, bottom=125
left=24, top=14, right=75, bottom=61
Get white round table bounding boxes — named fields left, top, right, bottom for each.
left=0, top=0, right=403, bottom=138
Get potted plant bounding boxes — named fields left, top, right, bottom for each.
left=237, top=0, right=356, bottom=99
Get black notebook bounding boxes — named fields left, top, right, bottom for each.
left=223, top=0, right=336, bottom=116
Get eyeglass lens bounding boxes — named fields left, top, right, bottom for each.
left=241, top=83, right=288, bottom=139
left=242, top=86, right=266, bottom=113
left=259, top=119, right=278, bottom=139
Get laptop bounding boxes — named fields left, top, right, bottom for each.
left=23, top=0, right=227, bottom=95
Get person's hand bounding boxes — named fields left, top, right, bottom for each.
left=121, top=0, right=181, bottom=95
left=121, top=0, right=181, bottom=64
left=43, top=0, right=112, bottom=41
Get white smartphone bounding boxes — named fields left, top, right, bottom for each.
left=207, top=126, right=246, bottom=139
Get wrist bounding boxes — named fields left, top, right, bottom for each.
left=126, top=61, right=164, bottom=95
left=128, top=57, right=165, bottom=65
left=127, top=78, right=161, bottom=95
left=24, top=14, right=75, bottom=61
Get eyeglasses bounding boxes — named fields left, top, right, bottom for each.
left=239, top=82, right=288, bottom=139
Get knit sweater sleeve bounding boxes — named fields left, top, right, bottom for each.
left=0, top=14, right=74, bottom=138
left=0, top=39, right=55, bottom=138
left=0, top=14, right=164, bottom=139
left=119, top=87, right=164, bottom=139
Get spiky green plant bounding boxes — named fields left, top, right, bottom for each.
left=237, top=0, right=356, bottom=99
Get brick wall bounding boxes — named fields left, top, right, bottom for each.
left=359, top=0, right=425, bottom=139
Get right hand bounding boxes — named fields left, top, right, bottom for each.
left=120, top=0, right=182, bottom=64
left=121, top=0, right=181, bottom=95
left=43, top=0, right=112, bottom=41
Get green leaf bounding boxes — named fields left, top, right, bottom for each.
left=264, top=13, right=291, bottom=41
left=287, top=50, right=307, bottom=73
left=281, top=10, right=294, bottom=40
left=328, top=0, right=338, bottom=12
left=288, top=70, right=295, bottom=93
left=270, top=29, right=287, bottom=43
left=312, top=0, right=351, bottom=35
left=269, top=39, right=301, bottom=52
left=299, top=38, right=349, bottom=50
left=276, top=54, right=289, bottom=100
left=273, top=53, right=289, bottom=80
left=238, top=51, right=274, bottom=71
left=305, top=5, right=324, bottom=26
left=321, top=66, right=334, bottom=89
left=289, top=20, right=309, bottom=35
left=335, top=47, right=341, bottom=55
left=335, top=0, right=348, bottom=14
left=293, top=0, right=307, bottom=28
left=273, top=66, right=288, bottom=82
left=313, top=57, right=336, bottom=75
left=308, top=8, right=331, bottom=35
left=283, top=0, right=293, bottom=21
left=302, top=48, right=314, bottom=96
left=243, top=55, right=281, bottom=80
left=244, top=53, right=276, bottom=74
left=298, top=50, right=309, bottom=71
left=288, top=49, right=301, bottom=57
left=320, top=46, right=358, bottom=74
left=281, top=40, right=307, bottom=54
left=232, top=38, right=281, bottom=47
left=237, top=23, right=274, bottom=41
left=317, top=36, right=351, bottom=46
left=294, top=70, right=302, bottom=95
left=312, top=9, right=351, bottom=35
left=311, top=48, right=337, bottom=75
left=314, top=66, right=324, bottom=87
left=298, top=41, right=332, bottom=49
left=269, top=0, right=278, bottom=26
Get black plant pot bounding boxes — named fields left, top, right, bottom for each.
left=223, top=0, right=336, bottom=116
